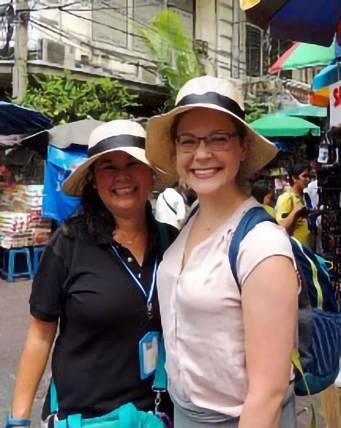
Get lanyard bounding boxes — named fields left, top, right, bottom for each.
left=111, top=245, right=158, bottom=319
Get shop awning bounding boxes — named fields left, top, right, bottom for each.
left=312, top=61, right=341, bottom=91
left=19, top=118, right=104, bottom=158
left=269, top=42, right=336, bottom=74
left=280, top=105, right=327, bottom=118
left=0, top=102, right=53, bottom=136
left=309, top=88, right=329, bottom=107
left=250, top=113, right=321, bottom=137
left=240, top=0, right=341, bottom=47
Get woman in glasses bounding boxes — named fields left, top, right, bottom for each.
left=146, top=76, right=299, bottom=428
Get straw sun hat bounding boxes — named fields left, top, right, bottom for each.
left=63, top=120, right=174, bottom=196
left=146, top=75, right=278, bottom=178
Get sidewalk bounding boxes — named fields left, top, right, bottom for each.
left=0, top=278, right=327, bottom=427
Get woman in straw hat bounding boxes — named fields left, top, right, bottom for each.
left=146, top=76, right=299, bottom=428
left=8, top=120, right=176, bottom=428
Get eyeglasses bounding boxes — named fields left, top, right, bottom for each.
left=175, top=132, right=238, bottom=153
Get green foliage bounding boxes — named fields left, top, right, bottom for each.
left=245, top=92, right=279, bottom=123
left=20, top=71, right=138, bottom=124
left=138, top=9, right=203, bottom=110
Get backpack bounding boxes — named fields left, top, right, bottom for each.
left=229, top=206, right=341, bottom=396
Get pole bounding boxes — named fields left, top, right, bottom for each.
left=12, top=0, right=29, bottom=101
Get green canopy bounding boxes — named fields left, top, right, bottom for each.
left=250, top=113, right=321, bottom=138
left=280, top=105, right=327, bottom=118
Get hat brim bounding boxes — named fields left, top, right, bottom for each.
left=63, top=146, right=176, bottom=196
left=146, top=103, right=278, bottom=178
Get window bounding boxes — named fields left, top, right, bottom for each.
left=133, top=0, right=163, bottom=52
left=246, top=24, right=262, bottom=77
left=92, top=0, right=128, bottom=48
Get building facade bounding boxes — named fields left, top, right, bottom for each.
left=0, top=1, right=250, bottom=99
left=0, top=0, right=314, bottom=106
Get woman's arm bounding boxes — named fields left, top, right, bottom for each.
left=279, top=204, right=306, bottom=236
left=11, top=317, right=57, bottom=421
left=239, top=256, right=298, bottom=428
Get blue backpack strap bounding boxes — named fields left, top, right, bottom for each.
left=228, top=206, right=276, bottom=292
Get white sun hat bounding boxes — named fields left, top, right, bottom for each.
left=63, top=120, right=174, bottom=196
left=146, top=75, right=278, bottom=178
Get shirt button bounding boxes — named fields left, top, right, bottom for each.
left=138, top=273, right=142, bottom=278
left=127, top=257, right=133, bottom=263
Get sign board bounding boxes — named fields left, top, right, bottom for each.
left=330, top=80, right=341, bottom=127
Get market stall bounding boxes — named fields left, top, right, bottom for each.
left=0, top=113, right=101, bottom=281
left=250, top=111, right=322, bottom=194
left=0, top=103, right=54, bottom=281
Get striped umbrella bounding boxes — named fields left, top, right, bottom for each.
left=269, top=41, right=336, bottom=74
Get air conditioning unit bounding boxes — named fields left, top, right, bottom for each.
left=41, top=38, right=65, bottom=65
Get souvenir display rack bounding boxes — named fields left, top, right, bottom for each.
left=317, top=127, right=341, bottom=304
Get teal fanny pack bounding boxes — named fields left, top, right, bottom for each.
left=56, top=403, right=164, bottom=428
left=52, top=339, right=169, bottom=428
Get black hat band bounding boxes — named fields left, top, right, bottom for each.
left=176, top=92, right=245, bottom=120
left=88, top=135, right=145, bottom=157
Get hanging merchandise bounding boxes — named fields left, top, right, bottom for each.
left=42, top=145, right=87, bottom=223
left=317, top=127, right=341, bottom=304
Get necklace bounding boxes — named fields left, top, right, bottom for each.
left=112, top=230, right=142, bottom=245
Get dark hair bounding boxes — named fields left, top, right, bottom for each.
left=170, top=109, right=247, bottom=142
left=63, top=168, right=115, bottom=237
left=251, top=180, right=274, bottom=204
left=287, top=163, right=310, bottom=186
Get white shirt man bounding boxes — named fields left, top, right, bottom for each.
left=155, top=187, right=187, bottom=229
left=305, top=178, right=318, bottom=209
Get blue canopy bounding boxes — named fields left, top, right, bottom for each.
left=245, top=0, right=341, bottom=47
left=0, top=102, right=53, bottom=135
left=42, top=145, right=87, bottom=223
left=312, top=62, right=341, bottom=90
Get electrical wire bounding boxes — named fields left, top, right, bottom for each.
left=17, top=1, right=165, bottom=13
left=29, top=17, right=160, bottom=74
left=28, top=2, right=244, bottom=73
left=28, top=1, right=240, bottom=63
left=30, top=14, right=234, bottom=72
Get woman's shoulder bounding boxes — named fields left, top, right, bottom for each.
left=46, top=216, right=87, bottom=247
left=241, top=221, right=292, bottom=255
left=277, top=191, right=292, bottom=203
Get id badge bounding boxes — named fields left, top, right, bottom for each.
left=139, top=331, right=160, bottom=380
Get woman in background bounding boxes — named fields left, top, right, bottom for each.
left=251, top=179, right=276, bottom=217
left=276, top=163, right=312, bottom=247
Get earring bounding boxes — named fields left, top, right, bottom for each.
left=93, top=183, right=97, bottom=189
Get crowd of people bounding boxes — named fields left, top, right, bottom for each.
left=5, top=75, right=337, bottom=428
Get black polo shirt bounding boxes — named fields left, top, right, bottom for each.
left=30, top=209, right=177, bottom=419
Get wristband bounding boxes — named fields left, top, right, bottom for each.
left=5, top=416, right=31, bottom=427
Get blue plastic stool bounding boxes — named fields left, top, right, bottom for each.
left=33, top=246, right=45, bottom=275
left=2, top=247, right=33, bottom=282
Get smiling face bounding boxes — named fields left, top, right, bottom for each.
left=93, top=151, right=153, bottom=218
left=174, top=108, right=248, bottom=197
